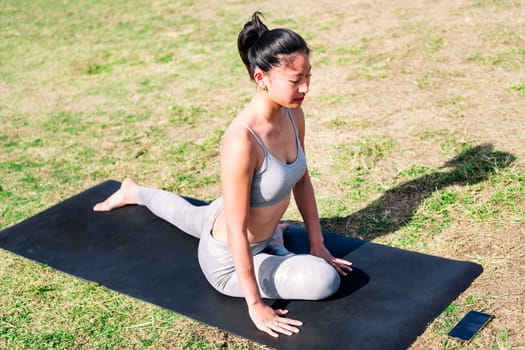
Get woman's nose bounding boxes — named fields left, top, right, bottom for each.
left=299, top=81, right=309, bottom=94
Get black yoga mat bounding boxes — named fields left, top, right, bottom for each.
left=0, top=180, right=482, bottom=349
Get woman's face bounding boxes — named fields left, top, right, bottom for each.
left=264, top=51, right=311, bottom=108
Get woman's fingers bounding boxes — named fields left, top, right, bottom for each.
left=311, top=245, right=353, bottom=275
left=275, top=310, right=304, bottom=327
left=265, top=326, right=279, bottom=338
left=250, top=304, right=303, bottom=338
left=269, top=321, right=299, bottom=336
left=267, top=313, right=302, bottom=337
left=274, top=308, right=288, bottom=316
left=334, top=258, right=353, bottom=270
left=330, top=258, right=353, bottom=276
left=262, top=309, right=302, bottom=337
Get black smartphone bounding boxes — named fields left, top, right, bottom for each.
left=448, top=310, right=493, bottom=341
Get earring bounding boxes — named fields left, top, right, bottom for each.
left=259, top=84, right=268, bottom=92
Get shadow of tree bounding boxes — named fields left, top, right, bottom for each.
left=318, top=143, right=516, bottom=240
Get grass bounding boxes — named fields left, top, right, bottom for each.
left=1, top=0, right=524, bottom=349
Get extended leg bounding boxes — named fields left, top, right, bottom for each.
left=93, top=179, right=221, bottom=239
left=137, top=187, right=222, bottom=239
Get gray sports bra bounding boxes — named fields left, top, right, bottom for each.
left=228, top=108, right=307, bottom=207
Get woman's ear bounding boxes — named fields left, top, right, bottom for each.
left=253, top=69, right=262, bottom=81
left=253, top=68, right=268, bottom=91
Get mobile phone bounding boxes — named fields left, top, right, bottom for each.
left=448, top=310, right=493, bottom=341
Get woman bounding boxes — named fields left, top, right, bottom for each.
left=94, top=12, right=352, bottom=338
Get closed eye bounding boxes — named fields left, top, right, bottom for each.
left=290, top=71, right=312, bottom=84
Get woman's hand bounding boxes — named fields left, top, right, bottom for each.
left=311, top=244, right=353, bottom=276
left=248, top=301, right=303, bottom=337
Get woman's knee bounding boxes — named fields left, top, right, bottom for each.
left=309, top=258, right=340, bottom=299
left=287, top=255, right=340, bottom=300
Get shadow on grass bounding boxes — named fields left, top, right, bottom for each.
left=317, top=143, right=516, bottom=240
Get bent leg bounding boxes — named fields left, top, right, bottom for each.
left=199, top=231, right=340, bottom=300
left=254, top=253, right=341, bottom=300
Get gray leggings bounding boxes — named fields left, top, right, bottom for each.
left=137, top=187, right=340, bottom=300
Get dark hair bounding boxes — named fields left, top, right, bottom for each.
left=237, top=12, right=310, bottom=80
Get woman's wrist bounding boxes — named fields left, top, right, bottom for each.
left=307, top=228, right=325, bottom=249
left=247, top=298, right=264, bottom=309
left=309, top=237, right=325, bottom=251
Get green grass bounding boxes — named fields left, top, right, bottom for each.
left=507, top=81, right=525, bottom=96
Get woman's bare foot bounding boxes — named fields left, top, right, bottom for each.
left=266, top=223, right=292, bottom=256
left=269, top=223, right=290, bottom=246
left=93, top=178, right=139, bottom=211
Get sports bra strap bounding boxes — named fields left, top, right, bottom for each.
left=285, top=108, right=300, bottom=142
left=227, top=122, right=267, bottom=151
left=227, top=108, right=299, bottom=152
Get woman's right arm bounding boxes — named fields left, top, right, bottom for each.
left=220, top=127, right=301, bottom=337
left=221, top=127, right=261, bottom=306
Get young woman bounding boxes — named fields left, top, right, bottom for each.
left=93, top=12, right=352, bottom=338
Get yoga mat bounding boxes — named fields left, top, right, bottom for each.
left=0, top=181, right=482, bottom=349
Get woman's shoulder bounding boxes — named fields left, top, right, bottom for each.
left=222, top=112, right=259, bottom=153
left=220, top=116, right=261, bottom=173
left=232, top=105, right=257, bottom=126
left=288, top=107, right=305, bottom=132
left=222, top=122, right=255, bottom=147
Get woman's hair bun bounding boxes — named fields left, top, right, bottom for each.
left=237, top=12, right=268, bottom=74
left=237, top=12, right=309, bottom=80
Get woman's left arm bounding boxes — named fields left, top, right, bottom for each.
left=291, top=108, right=352, bottom=276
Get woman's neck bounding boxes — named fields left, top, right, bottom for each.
left=252, top=92, right=283, bottom=123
